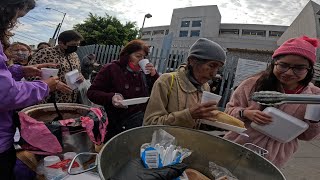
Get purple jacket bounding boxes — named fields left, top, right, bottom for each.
left=0, top=42, right=49, bottom=153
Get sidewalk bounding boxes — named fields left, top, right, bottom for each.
left=281, top=140, right=320, bottom=180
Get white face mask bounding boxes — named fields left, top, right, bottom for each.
left=12, top=50, right=29, bottom=60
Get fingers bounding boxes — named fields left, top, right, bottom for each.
left=253, top=112, right=272, bottom=125
left=201, top=101, right=218, bottom=107
left=36, top=63, right=58, bottom=69
left=56, top=81, right=73, bottom=93
left=145, top=63, right=154, bottom=68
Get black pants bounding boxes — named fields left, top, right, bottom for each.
left=0, top=146, right=16, bottom=180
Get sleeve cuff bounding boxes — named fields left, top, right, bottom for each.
left=8, top=64, right=24, bottom=81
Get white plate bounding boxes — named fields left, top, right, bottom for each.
left=200, top=120, right=248, bottom=137
left=119, top=97, right=150, bottom=106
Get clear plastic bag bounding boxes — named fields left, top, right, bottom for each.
left=78, top=80, right=92, bottom=106
left=141, top=129, right=192, bottom=169
left=209, top=162, right=238, bottom=180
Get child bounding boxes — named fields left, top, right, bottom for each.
left=224, top=36, right=320, bottom=167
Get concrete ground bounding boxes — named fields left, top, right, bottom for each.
left=281, top=140, right=320, bottom=180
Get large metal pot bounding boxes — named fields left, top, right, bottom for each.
left=20, top=103, right=95, bottom=158
left=71, top=126, right=286, bottom=180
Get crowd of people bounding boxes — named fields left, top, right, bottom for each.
left=1, top=0, right=320, bottom=179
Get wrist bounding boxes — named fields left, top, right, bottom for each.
left=239, top=109, right=246, bottom=118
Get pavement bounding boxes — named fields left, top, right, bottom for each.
left=281, top=140, right=320, bottom=180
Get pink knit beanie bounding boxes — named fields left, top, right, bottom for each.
left=272, top=36, right=319, bottom=65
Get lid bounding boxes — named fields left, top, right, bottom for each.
left=64, top=152, right=77, bottom=160
left=251, top=107, right=309, bottom=143
left=44, top=156, right=61, bottom=166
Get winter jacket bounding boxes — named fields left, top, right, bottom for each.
left=143, top=66, right=210, bottom=128
left=0, top=42, right=49, bottom=153
left=87, top=56, right=159, bottom=140
left=224, top=76, right=320, bottom=167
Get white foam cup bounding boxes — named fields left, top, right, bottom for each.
left=63, top=152, right=77, bottom=160
left=138, top=59, right=150, bottom=74
left=304, top=104, right=320, bottom=121
left=44, top=155, right=61, bottom=167
left=41, top=68, right=59, bottom=80
left=201, top=91, right=222, bottom=104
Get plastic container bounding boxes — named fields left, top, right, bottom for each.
left=41, top=68, right=59, bottom=80
left=63, top=152, right=83, bottom=173
left=65, top=70, right=80, bottom=90
left=304, top=104, right=320, bottom=121
left=43, top=156, right=65, bottom=180
left=251, top=107, right=309, bottom=143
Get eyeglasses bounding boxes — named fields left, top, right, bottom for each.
left=274, top=62, right=310, bottom=75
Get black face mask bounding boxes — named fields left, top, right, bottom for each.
left=65, top=46, right=78, bottom=54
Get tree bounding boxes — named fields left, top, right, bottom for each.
left=74, top=13, right=139, bottom=46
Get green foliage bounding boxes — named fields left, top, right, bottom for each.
left=74, top=13, right=139, bottom=45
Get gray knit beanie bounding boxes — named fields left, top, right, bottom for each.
left=188, top=38, right=226, bottom=64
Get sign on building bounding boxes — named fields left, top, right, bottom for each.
left=233, top=58, right=268, bottom=88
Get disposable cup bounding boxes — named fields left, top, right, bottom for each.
left=44, top=155, right=61, bottom=167
left=41, top=68, right=59, bottom=80
left=201, top=91, right=222, bottom=104
left=304, top=104, right=320, bottom=121
left=138, top=59, right=150, bottom=74
left=63, top=152, right=77, bottom=160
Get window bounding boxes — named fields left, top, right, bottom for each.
left=153, top=30, right=164, bottom=35
left=142, top=31, right=151, bottom=36
left=242, top=29, right=266, bottom=37
left=190, top=30, right=200, bottom=37
left=181, top=21, right=190, bottom=27
left=165, top=29, right=169, bottom=35
left=192, top=20, right=202, bottom=27
left=269, top=31, right=284, bottom=37
left=179, top=31, right=188, bottom=37
left=219, top=29, right=239, bottom=35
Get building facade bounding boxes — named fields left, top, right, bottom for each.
left=141, top=5, right=288, bottom=53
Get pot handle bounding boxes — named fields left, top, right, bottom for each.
left=67, top=152, right=99, bottom=175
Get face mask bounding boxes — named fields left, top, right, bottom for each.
left=13, top=51, right=29, bottom=60
left=65, top=46, right=78, bottom=54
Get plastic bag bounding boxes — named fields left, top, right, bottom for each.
left=209, top=162, right=238, bottom=180
left=140, top=129, right=192, bottom=180
left=78, top=80, right=92, bottom=106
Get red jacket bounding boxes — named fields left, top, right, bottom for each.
left=87, top=56, right=159, bottom=139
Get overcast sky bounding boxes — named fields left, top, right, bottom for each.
left=12, top=0, right=317, bottom=45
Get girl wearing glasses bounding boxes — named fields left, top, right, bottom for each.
left=224, top=36, right=320, bottom=167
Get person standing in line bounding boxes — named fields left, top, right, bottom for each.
left=0, top=0, right=60, bottom=178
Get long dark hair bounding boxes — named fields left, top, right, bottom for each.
left=0, top=0, right=35, bottom=49
left=254, top=55, right=314, bottom=93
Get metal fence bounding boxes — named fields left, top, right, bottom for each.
left=76, top=44, right=188, bottom=74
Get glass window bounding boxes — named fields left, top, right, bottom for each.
left=179, top=31, right=188, bottom=37
left=192, top=20, right=202, bottom=27
left=190, top=30, right=200, bottom=37
left=153, top=30, right=164, bottom=35
left=142, top=31, right=151, bottom=36
left=165, top=29, right=169, bottom=35
left=181, top=21, right=190, bottom=27
left=269, top=31, right=284, bottom=37
left=242, top=29, right=266, bottom=37
left=219, top=29, right=239, bottom=35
